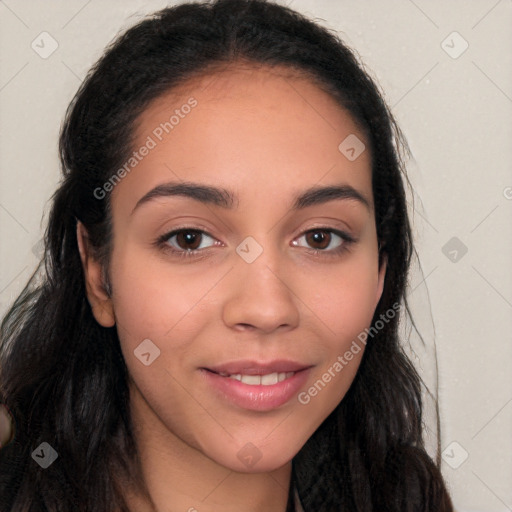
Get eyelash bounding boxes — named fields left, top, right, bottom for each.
left=155, top=227, right=356, bottom=261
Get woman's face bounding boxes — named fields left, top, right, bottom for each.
left=82, top=64, right=385, bottom=472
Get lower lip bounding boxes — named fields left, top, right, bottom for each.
left=200, top=368, right=311, bottom=411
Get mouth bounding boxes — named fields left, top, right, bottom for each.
left=200, top=360, right=312, bottom=411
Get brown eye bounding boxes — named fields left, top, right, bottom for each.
left=293, top=228, right=344, bottom=253
left=165, top=229, right=216, bottom=252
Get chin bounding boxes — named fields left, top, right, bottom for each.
left=202, top=436, right=302, bottom=474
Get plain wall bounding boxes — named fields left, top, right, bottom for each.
left=0, top=1, right=511, bottom=510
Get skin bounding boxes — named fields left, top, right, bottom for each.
left=78, top=63, right=386, bottom=512
left=0, top=404, right=13, bottom=447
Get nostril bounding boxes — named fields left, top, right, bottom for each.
left=236, top=323, right=255, bottom=330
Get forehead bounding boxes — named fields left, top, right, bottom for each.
left=113, top=63, right=372, bottom=212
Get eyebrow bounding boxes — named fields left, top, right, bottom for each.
left=131, top=181, right=371, bottom=214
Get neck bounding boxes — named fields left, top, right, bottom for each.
left=124, top=383, right=293, bottom=512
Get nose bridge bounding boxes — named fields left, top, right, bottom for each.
left=221, top=239, right=300, bottom=332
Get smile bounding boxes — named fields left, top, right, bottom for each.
left=200, top=361, right=312, bottom=411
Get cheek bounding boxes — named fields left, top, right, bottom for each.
left=303, top=256, right=381, bottom=341
left=108, top=247, right=219, bottom=344
left=108, top=250, right=215, bottom=431
left=107, top=247, right=225, bottom=407
left=294, top=253, right=380, bottom=408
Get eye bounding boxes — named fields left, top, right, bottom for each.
left=161, top=229, right=217, bottom=253
left=292, top=228, right=354, bottom=254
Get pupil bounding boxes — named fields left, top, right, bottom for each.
left=178, top=231, right=200, bottom=250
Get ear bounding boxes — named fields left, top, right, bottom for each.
left=375, top=252, right=387, bottom=308
left=0, top=404, right=14, bottom=448
left=76, top=221, right=115, bottom=328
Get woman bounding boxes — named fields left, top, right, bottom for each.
left=0, top=0, right=454, bottom=510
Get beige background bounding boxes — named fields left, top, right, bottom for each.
left=1, top=1, right=511, bottom=510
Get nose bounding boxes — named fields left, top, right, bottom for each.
left=222, top=250, right=300, bottom=334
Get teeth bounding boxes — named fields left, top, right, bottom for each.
left=241, top=374, right=261, bottom=385
left=261, top=373, right=278, bottom=385
left=221, top=371, right=295, bottom=385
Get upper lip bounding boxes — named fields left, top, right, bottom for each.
left=205, top=359, right=311, bottom=375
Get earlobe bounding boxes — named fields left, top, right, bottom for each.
left=76, top=221, right=116, bottom=328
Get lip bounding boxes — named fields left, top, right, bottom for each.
left=200, top=360, right=312, bottom=411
